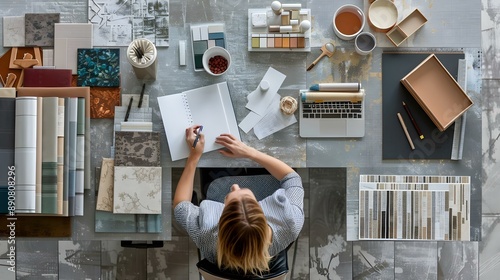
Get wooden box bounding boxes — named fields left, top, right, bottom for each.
left=400, top=54, right=473, bottom=131
left=386, top=9, right=427, bottom=46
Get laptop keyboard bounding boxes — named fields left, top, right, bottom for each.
left=302, top=101, right=362, bottom=119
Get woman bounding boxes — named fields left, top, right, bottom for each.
left=174, top=125, right=304, bottom=275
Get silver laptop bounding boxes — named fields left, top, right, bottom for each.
left=299, top=89, right=365, bottom=137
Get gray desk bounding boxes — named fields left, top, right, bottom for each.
left=0, top=0, right=481, bottom=241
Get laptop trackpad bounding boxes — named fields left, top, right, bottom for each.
left=321, top=120, right=346, bottom=136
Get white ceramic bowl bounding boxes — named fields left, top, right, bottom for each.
left=332, top=4, right=366, bottom=41
left=368, top=0, right=398, bottom=31
left=202, top=46, right=231, bottom=76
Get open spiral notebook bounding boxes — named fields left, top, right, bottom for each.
left=158, top=82, right=240, bottom=161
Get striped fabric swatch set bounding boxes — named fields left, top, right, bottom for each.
left=95, top=94, right=162, bottom=233
left=9, top=95, right=86, bottom=216
left=359, top=175, right=470, bottom=241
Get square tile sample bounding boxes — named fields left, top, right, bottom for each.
left=190, top=23, right=225, bottom=71
left=3, top=16, right=25, bottom=47
left=25, top=13, right=60, bottom=47
left=90, top=87, right=121, bottom=119
left=113, top=166, right=162, bottom=214
left=77, top=48, right=120, bottom=87
left=54, top=23, right=93, bottom=74
left=114, top=131, right=160, bottom=166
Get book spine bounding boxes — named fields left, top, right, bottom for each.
left=63, top=98, right=70, bottom=216
left=35, top=97, right=43, bottom=213
left=67, top=98, right=78, bottom=216
left=75, top=97, right=85, bottom=216
left=14, top=97, right=37, bottom=213
left=41, top=97, right=58, bottom=214
left=57, top=98, right=65, bottom=215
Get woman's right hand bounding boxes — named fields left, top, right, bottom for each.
left=215, top=134, right=256, bottom=159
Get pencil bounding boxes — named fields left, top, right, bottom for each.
left=124, top=97, right=133, bottom=122
left=138, top=83, right=146, bottom=108
left=402, top=101, right=424, bottom=139
left=397, top=112, right=415, bottom=150
left=192, top=125, right=203, bottom=149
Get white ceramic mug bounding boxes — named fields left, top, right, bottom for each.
left=355, top=32, right=376, bottom=55
left=333, top=4, right=366, bottom=40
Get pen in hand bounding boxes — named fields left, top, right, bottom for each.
left=192, top=126, right=203, bottom=149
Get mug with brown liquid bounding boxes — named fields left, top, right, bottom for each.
left=333, top=4, right=365, bottom=40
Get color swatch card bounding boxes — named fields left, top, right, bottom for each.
left=158, top=82, right=240, bottom=161
left=190, top=23, right=226, bottom=71
left=113, top=166, right=162, bottom=214
left=359, top=175, right=470, bottom=241
left=248, top=8, right=311, bottom=52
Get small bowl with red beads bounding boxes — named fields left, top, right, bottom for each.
left=202, top=46, right=231, bottom=76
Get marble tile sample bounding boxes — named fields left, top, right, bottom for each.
left=437, top=241, right=478, bottom=279
left=101, top=240, right=147, bottom=279
left=352, top=241, right=394, bottom=279
left=25, top=13, right=60, bottom=47
left=480, top=216, right=500, bottom=279
left=114, top=131, right=160, bottom=167
left=54, top=23, right=93, bottom=74
left=77, top=48, right=120, bottom=87
left=147, top=237, right=190, bottom=279
left=16, top=240, right=59, bottom=277
left=394, top=241, right=437, bottom=280
left=309, top=168, right=352, bottom=280
left=59, top=240, right=101, bottom=280
left=96, top=158, right=114, bottom=211
left=113, top=166, right=161, bottom=214
left=0, top=241, right=14, bottom=279
left=3, top=16, right=25, bottom=47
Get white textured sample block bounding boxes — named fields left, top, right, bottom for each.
left=54, top=23, right=93, bottom=74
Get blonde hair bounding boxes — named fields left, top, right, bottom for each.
left=217, top=195, right=271, bottom=275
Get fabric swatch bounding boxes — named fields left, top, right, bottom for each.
left=114, top=131, right=160, bottom=167
left=77, top=48, right=120, bottom=87
left=113, top=166, right=162, bottom=214
left=25, top=13, right=60, bottom=47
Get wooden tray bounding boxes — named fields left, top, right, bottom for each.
left=386, top=9, right=427, bottom=46
left=401, top=54, right=473, bottom=131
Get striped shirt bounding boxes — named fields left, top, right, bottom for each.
left=174, top=172, right=304, bottom=263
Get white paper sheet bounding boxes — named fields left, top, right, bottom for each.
left=245, top=67, right=286, bottom=116
left=253, top=95, right=297, bottom=140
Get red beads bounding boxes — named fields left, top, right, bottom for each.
left=208, top=55, right=228, bottom=74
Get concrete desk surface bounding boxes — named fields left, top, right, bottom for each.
left=0, top=0, right=481, bottom=241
